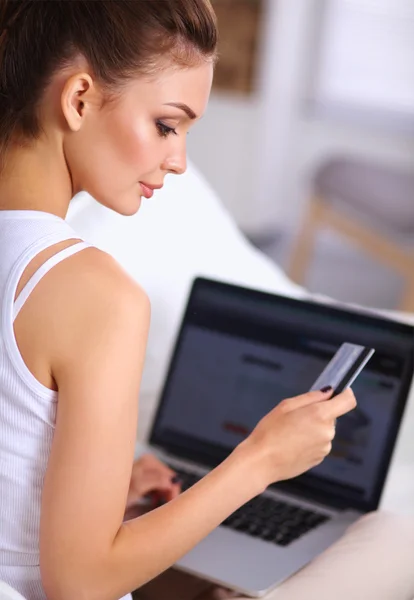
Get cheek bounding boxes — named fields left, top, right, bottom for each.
left=78, top=113, right=157, bottom=192
left=66, top=109, right=161, bottom=213
left=106, top=110, right=159, bottom=177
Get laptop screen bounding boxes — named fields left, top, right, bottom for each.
left=150, top=277, right=414, bottom=512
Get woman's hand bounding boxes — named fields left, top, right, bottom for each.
left=240, top=387, right=357, bottom=491
left=123, top=454, right=181, bottom=520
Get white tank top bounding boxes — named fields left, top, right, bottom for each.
left=0, top=210, right=132, bottom=600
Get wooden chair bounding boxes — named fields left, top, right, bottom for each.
left=287, top=157, right=414, bottom=311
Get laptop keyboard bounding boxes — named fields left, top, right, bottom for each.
left=169, top=464, right=330, bottom=547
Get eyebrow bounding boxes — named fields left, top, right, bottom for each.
left=164, top=102, right=197, bottom=120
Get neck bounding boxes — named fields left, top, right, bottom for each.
left=0, top=140, right=74, bottom=219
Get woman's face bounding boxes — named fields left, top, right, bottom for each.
left=60, top=58, right=214, bottom=215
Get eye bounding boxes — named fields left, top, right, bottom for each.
left=156, top=120, right=178, bottom=138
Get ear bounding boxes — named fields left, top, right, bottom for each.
left=61, top=72, right=96, bottom=133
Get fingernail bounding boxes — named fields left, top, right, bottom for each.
left=171, top=475, right=182, bottom=484
left=320, top=386, right=333, bottom=393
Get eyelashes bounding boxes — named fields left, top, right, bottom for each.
left=156, top=120, right=178, bottom=138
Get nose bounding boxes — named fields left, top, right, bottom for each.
left=161, top=145, right=187, bottom=176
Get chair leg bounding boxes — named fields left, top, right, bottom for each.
left=321, top=206, right=414, bottom=312
left=287, top=196, right=323, bottom=285
left=289, top=194, right=414, bottom=311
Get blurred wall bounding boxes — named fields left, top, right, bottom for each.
left=187, top=0, right=414, bottom=238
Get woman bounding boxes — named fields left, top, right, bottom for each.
left=0, top=2, right=412, bottom=600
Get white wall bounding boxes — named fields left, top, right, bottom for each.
left=187, top=0, right=414, bottom=238
left=187, top=93, right=261, bottom=230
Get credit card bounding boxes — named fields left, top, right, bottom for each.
left=310, top=343, right=375, bottom=396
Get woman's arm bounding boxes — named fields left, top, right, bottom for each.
left=36, top=248, right=259, bottom=600
left=37, top=247, right=354, bottom=600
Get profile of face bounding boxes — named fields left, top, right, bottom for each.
left=57, top=56, right=214, bottom=216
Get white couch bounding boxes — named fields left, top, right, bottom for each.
left=66, top=161, right=414, bottom=518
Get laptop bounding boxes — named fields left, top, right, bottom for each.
left=147, top=277, right=414, bottom=597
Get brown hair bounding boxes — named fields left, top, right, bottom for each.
left=0, top=0, right=218, bottom=171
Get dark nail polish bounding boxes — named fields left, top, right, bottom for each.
left=320, top=386, right=333, bottom=393
left=171, top=475, right=182, bottom=484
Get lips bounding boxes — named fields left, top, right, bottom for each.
left=140, top=183, right=154, bottom=199
left=139, top=182, right=163, bottom=199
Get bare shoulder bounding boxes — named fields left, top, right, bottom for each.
left=35, top=246, right=151, bottom=372
left=62, top=245, right=150, bottom=309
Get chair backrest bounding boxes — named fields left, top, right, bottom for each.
left=314, top=156, right=414, bottom=234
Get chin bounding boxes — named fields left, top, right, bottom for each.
left=100, top=195, right=142, bottom=217
left=118, top=201, right=142, bottom=217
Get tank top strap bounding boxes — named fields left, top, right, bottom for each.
left=13, top=241, right=91, bottom=321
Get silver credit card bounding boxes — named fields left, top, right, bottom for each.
left=310, top=342, right=375, bottom=396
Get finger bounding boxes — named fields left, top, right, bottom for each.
left=281, top=387, right=334, bottom=412
left=132, top=473, right=175, bottom=501
left=325, top=388, right=357, bottom=419
left=137, top=453, right=175, bottom=477
left=151, top=482, right=181, bottom=508
left=145, top=465, right=176, bottom=481
left=155, top=488, right=180, bottom=506
left=168, top=482, right=181, bottom=499
left=147, top=455, right=178, bottom=480
left=194, top=586, right=238, bottom=600
left=147, top=473, right=176, bottom=493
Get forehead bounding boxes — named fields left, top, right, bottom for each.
left=123, top=61, right=214, bottom=116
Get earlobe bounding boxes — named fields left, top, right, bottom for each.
left=61, top=72, right=94, bottom=133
